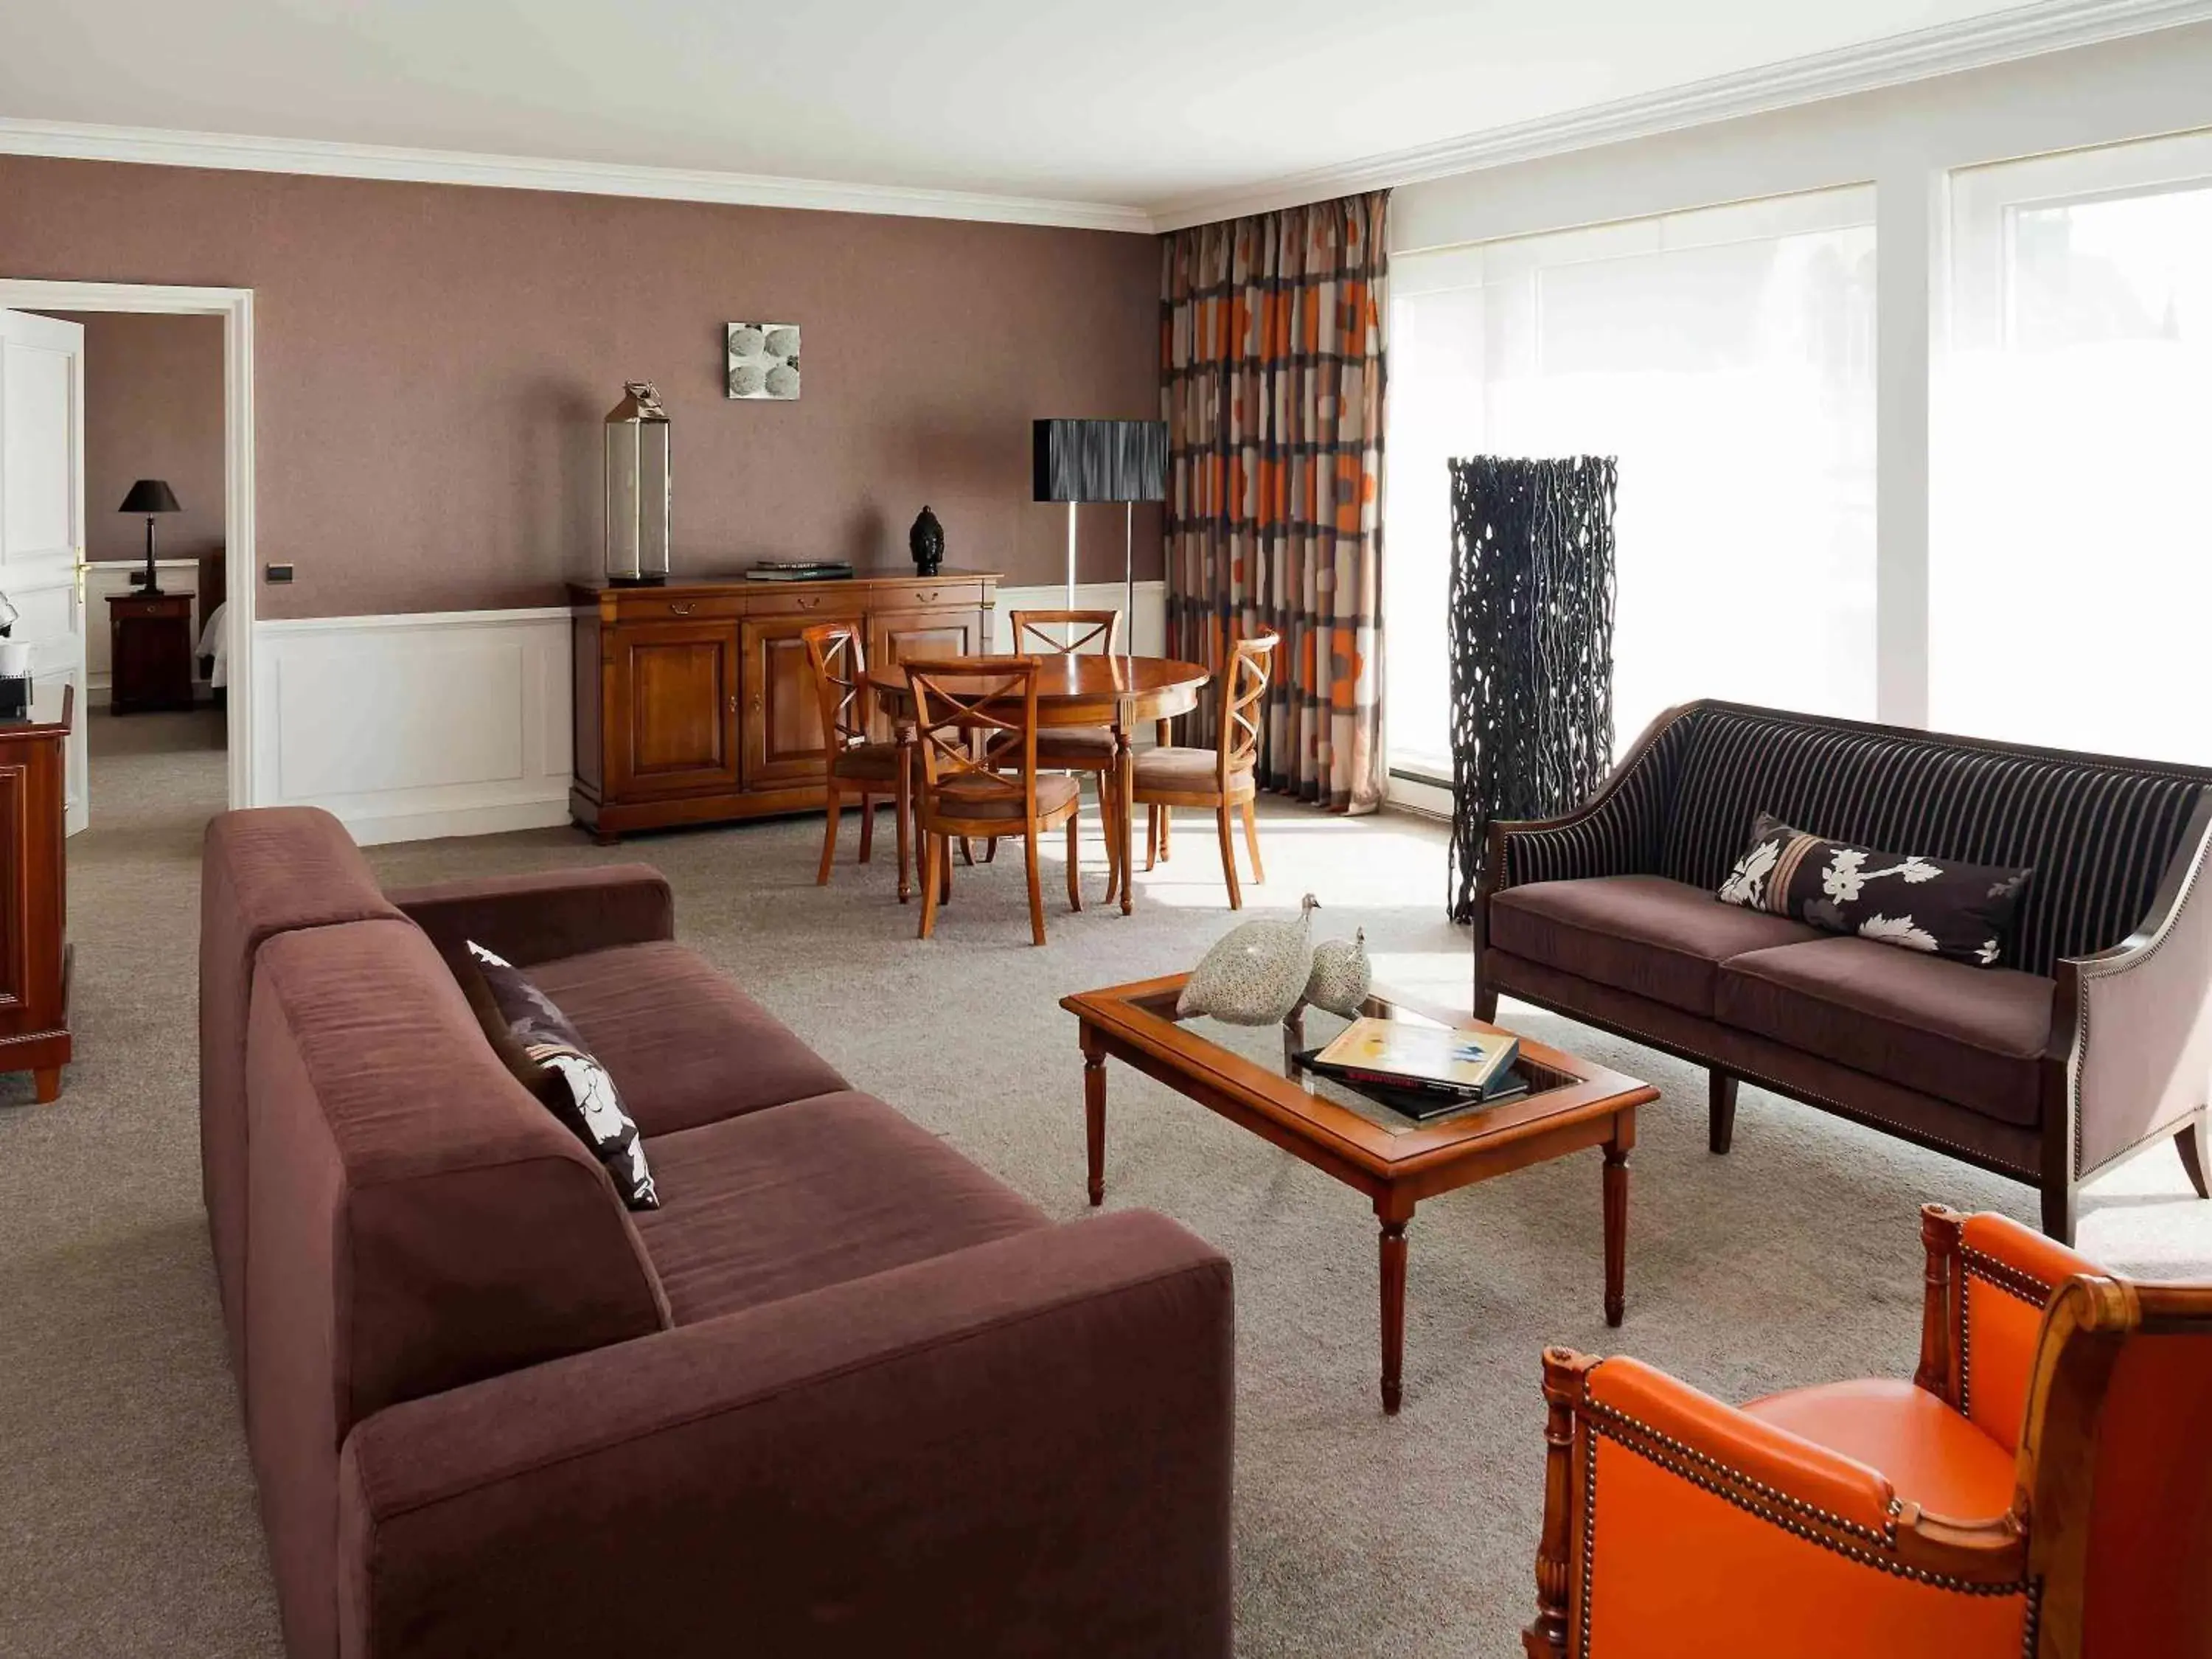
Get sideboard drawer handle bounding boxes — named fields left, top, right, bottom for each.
left=916, top=588, right=939, bottom=604
left=668, top=601, right=696, bottom=616
left=798, top=596, right=821, bottom=609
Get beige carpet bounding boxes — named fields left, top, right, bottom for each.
left=7, top=713, right=2211, bottom=1658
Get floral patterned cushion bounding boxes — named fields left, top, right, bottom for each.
left=453, top=941, right=659, bottom=1209
left=1714, top=813, right=2033, bottom=967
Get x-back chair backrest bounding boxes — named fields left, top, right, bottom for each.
left=1217, top=633, right=1276, bottom=789
left=905, top=655, right=1041, bottom=821
left=800, top=621, right=869, bottom=754
left=1010, top=608, right=1120, bottom=656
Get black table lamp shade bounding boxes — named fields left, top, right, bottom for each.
left=119, top=479, right=181, bottom=516
left=118, top=479, right=182, bottom=596
left=1033, top=420, right=1166, bottom=623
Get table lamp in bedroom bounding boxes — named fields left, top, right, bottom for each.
left=119, top=479, right=182, bottom=597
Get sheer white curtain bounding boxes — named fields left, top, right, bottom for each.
left=1385, top=189, right=1878, bottom=779
left=1939, top=132, right=2212, bottom=765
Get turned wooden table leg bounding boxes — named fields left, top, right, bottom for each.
left=1603, top=1113, right=1635, bottom=1328
left=33, top=1067, right=62, bottom=1105
left=1378, top=1206, right=1411, bottom=1414
left=1082, top=1030, right=1107, bottom=1207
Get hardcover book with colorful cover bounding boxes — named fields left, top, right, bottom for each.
left=1308, top=1018, right=1520, bottom=1098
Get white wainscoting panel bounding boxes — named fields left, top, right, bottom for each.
left=993, top=580, right=1167, bottom=657
left=248, top=582, right=1169, bottom=846
left=251, top=608, right=572, bottom=846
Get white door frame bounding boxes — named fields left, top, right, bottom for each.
left=0, top=279, right=256, bottom=812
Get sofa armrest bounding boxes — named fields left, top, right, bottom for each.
left=387, top=864, right=675, bottom=967
left=337, top=1210, right=1234, bottom=1659
left=1526, top=1349, right=2027, bottom=1659
left=2056, top=794, right=2212, bottom=1179
left=1479, top=702, right=1696, bottom=900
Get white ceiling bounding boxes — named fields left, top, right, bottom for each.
left=0, top=0, right=2186, bottom=226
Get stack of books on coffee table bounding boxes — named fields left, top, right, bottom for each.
left=1300, top=1018, right=1528, bottom=1120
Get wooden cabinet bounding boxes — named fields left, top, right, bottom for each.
left=0, top=683, right=73, bottom=1102
left=740, top=615, right=831, bottom=788
left=607, top=620, right=740, bottom=800
left=569, top=568, right=998, bottom=840
left=106, top=591, right=197, bottom=714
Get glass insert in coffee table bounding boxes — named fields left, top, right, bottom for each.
left=1147, top=988, right=1582, bottom=1135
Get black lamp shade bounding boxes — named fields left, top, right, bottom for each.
left=1032, top=420, right=1166, bottom=504
left=119, top=479, right=181, bottom=515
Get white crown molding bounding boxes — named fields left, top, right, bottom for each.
left=0, top=116, right=1156, bottom=235
left=1150, top=0, right=2212, bottom=230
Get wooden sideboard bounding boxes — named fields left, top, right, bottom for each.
left=0, top=682, right=73, bottom=1102
left=568, top=568, right=999, bottom=840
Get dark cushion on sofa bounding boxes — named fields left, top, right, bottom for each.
left=1488, top=874, right=1823, bottom=1016
left=633, top=1091, right=1048, bottom=1324
left=529, top=942, right=850, bottom=1137
left=1716, top=938, right=2054, bottom=1127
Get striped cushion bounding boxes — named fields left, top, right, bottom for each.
left=1656, top=708, right=2209, bottom=978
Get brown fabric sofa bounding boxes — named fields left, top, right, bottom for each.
left=1472, top=701, right=2212, bottom=1242
left=199, top=807, right=1234, bottom=1659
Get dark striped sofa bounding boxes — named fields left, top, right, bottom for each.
left=1472, top=700, right=2212, bottom=1241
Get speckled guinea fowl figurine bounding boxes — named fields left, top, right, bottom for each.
left=1304, top=926, right=1371, bottom=1018
left=1177, top=894, right=1321, bottom=1026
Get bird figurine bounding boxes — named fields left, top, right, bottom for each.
left=1304, top=926, right=1371, bottom=1018
left=1178, top=894, right=1321, bottom=1026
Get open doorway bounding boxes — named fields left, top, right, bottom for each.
left=0, top=280, right=257, bottom=837
left=38, top=310, right=229, bottom=818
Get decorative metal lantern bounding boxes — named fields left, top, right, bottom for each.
left=604, top=381, right=671, bottom=586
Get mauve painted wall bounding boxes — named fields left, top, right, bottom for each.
left=0, top=156, right=1163, bottom=619
left=44, top=310, right=228, bottom=566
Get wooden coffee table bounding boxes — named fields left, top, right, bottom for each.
left=1062, top=974, right=1658, bottom=1413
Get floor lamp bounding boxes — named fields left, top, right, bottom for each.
left=1032, top=419, right=1168, bottom=649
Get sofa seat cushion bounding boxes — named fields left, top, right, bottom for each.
left=1716, top=938, right=2053, bottom=1127
left=1744, top=1379, right=2014, bottom=1521
left=1487, top=875, right=1823, bottom=1016
left=526, top=942, right=849, bottom=1138
left=633, top=1091, right=1048, bottom=1324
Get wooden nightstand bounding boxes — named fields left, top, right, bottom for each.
left=106, top=591, right=198, bottom=714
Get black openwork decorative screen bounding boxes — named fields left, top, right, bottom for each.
left=1445, top=456, right=1618, bottom=922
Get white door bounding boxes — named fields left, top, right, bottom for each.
left=0, top=308, right=88, bottom=835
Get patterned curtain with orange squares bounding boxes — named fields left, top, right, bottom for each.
left=1161, top=189, right=1388, bottom=813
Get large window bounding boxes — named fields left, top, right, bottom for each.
left=1385, top=189, right=1877, bottom=782
left=1939, top=132, right=2212, bottom=765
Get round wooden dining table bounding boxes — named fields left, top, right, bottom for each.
left=867, top=653, right=1211, bottom=914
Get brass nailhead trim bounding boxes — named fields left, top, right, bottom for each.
left=1585, top=1413, right=2028, bottom=1600
left=1585, top=1399, right=1894, bottom=1547
left=1580, top=1428, right=1599, bottom=1658
left=1961, top=1246, right=2053, bottom=1308
left=1958, top=1246, right=2051, bottom=1420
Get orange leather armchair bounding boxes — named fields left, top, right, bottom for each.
left=1525, top=1206, right=2212, bottom=1659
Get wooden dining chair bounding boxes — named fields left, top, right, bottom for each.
left=1004, top=608, right=1124, bottom=886
left=906, top=655, right=1082, bottom=946
left=801, top=621, right=907, bottom=886
left=1132, top=632, right=1275, bottom=909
